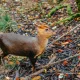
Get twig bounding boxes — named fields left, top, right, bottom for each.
left=48, top=24, right=80, bottom=48
left=48, top=54, right=56, bottom=64
left=55, top=13, right=80, bottom=25
left=53, top=24, right=80, bottom=43
left=47, top=3, right=73, bottom=17
left=1, top=57, right=6, bottom=76
left=43, top=53, right=80, bottom=68
left=26, top=53, right=80, bottom=78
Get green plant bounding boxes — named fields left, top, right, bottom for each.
left=0, top=8, right=18, bottom=32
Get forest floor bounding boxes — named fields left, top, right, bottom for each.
left=0, top=0, right=80, bottom=80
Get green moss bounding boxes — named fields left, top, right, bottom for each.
left=76, top=0, right=80, bottom=12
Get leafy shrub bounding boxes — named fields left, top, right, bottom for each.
left=0, top=8, right=18, bottom=32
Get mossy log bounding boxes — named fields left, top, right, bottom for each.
left=76, top=0, right=80, bottom=12
left=55, top=13, right=80, bottom=25
left=47, top=4, right=73, bottom=17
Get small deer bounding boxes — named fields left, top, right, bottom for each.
left=0, top=23, right=56, bottom=71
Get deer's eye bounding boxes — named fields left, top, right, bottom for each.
left=45, top=29, right=49, bottom=31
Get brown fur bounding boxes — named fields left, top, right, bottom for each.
left=0, top=24, right=55, bottom=71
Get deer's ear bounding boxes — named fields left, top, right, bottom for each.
left=39, top=24, right=49, bottom=29
left=34, top=22, right=49, bottom=29
left=34, top=23, right=43, bottom=29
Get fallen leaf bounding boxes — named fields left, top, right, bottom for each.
left=20, top=77, right=25, bottom=80
left=59, top=17, right=63, bottom=20
left=5, top=76, right=10, bottom=80
left=74, top=17, right=80, bottom=21
left=77, top=63, right=80, bottom=67
left=52, top=26, right=57, bottom=30
left=62, top=60, right=68, bottom=66
left=2, top=0, right=6, bottom=3
left=53, top=42, right=61, bottom=46
left=77, top=73, right=80, bottom=78
left=61, top=41, right=69, bottom=45
left=77, top=44, right=80, bottom=47
left=57, top=49, right=63, bottom=53
left=16, top=61, right=20, bottom=65
left=8, top=61, right=14, bottom=65
left=66, top=39, right=72, bottom=43
left=32, top=76, right=41, bottom=80
left=65, top=74, right=68, bottom=77
left=58, top=73, right=64, bottom=79
left=78, top=56, right=80, bottom=60
left=16, top=77, right=20, bottom=80
left=44, top=69, right=47, bottom=73
left=65, top=35, right=71, bottom=38
left=18, top=25, right=21, bottom=28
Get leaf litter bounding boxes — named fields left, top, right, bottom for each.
left=0, top=0, right=80, bottom=80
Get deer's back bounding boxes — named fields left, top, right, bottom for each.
left=0, top=33, right=39, bottom=57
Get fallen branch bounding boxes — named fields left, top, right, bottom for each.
left=48, top=24, right=80, bottom=47
left=47, top=4, right=64, bottom=17
left=47, top=3, right=80, bottom=25
left=48, top=54, right=56, bottom=64
left=26, top=53, right=80, bottom=78
left=47, top=4, right=73, bottom=17
left=43, top=53, right=80, bottom=69
left=55, top=13, right=80, bottom=25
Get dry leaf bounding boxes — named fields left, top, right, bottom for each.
left=77, top=63, right=80, bottom=67
left=2, top=0, right=6, bottom=3
left=16, top=77, right=20, bottom=80
left=5, top=76, right=10, bottom=80
left=16, top=61, right=20, bottom=65
left=78, top=56, right=80, bottom=60
left=44, top=69, right=47, bottom=73
left=77, top=44, right=80, bottom=47
left=32, top=76, right=41, bottom=80
left=57, top=49, right=63, bottom=53
left=52, top=26, right=57, bottom=30
left=65, top=74, right=68, bottom=77
left=8, top=61, right=14, bottom=65
left=58, top=73, right=64, bottom=79
left=20, top=77, right=25, bottom=80
left=61, top=41, right=69, bottom=45
left=77, top=73, right=80, bottom=78
left=62, top=60, right=68, bottom=66
left=18, top=25, right=21, bottom=28
left=54, top=42, right=61, bottom=46
left=66, top=35, right=71, bottom=38
left=66, top=39, right=72, bottom=43
left=74, top=17, right=80, bottom=21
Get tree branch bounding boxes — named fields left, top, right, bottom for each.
left=25, top=53, right=80, bottom=78
left=48, top=24, right=80, bottom=48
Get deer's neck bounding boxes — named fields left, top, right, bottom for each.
left=37, top=34, right=48, bottom=49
